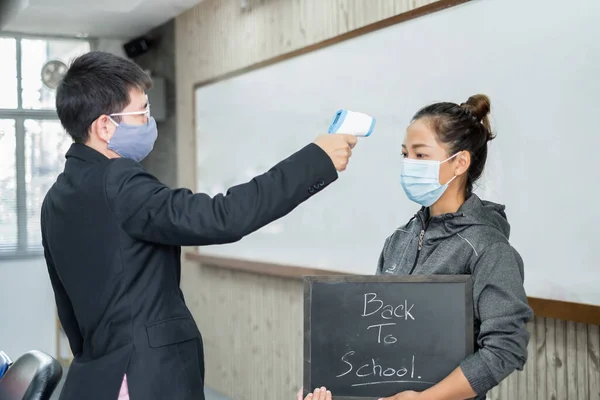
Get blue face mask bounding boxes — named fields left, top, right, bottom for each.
left=400, top=152, right=459, bottom=207
left=107, top=116, right=158, bottom=162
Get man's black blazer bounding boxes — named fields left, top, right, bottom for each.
left=41, top=143, right=337, bottom=400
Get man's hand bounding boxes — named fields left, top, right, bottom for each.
left=297, top=387, right=332, bottom=400
left=379, top=390, right=422, bottom=400
left=314, top=134, right=358, bottom=172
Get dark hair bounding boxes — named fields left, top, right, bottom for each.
left=56, top=51, right=152, bottom=143
left=412, top=94, right=495, bottom=198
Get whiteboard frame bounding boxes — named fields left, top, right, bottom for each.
left=190, top=0, right=600, bottom=323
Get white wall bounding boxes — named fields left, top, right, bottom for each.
left=0, top=258, right=57, bottom=360
left=175, top=1, right=600, bottom=399
left=191, top=0, right=600, bottom=306
left=93, top=38, right=128, bottom=58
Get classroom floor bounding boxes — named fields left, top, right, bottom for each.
left=50, top=367, right=233, bottom=400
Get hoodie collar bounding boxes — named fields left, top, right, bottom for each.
left=414, top=194, right=511, bottom=241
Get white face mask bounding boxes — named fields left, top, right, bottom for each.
left=400, top=152, right=460, bottom=207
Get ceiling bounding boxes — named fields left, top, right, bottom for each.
left=1, top=0, right=205, bottom=39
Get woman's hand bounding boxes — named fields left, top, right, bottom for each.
left=297, top=387, right=332, bottom=400
left=379, top=390, right=422, bottom=400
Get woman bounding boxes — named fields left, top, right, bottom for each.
left=301, top=95, right=531, bottom=400
left=374, top=94, right=533, bottom=400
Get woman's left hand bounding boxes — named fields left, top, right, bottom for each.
left=298, top=387, right=332, bottom=400
left=379, top=390, right=422, bottom=400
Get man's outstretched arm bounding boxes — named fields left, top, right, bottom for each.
left=105, top=135, right=357, bottom=246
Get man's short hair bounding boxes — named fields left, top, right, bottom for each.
left=56, top=51, right=152, bottom=143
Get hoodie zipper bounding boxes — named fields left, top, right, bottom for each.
left=407, top=211, right=466, bottom=275
left=408, top=224, right=426, bottom=275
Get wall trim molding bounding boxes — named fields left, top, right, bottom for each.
left=186, top=251, right=600, bottom=326
left=191, top=0, right=472, bottom=90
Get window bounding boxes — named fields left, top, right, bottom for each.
left=0, top=35, right=90, bottom=258
left=0, top=39, right=17, bottom=109
left=0, top=120, right=17, bottom=252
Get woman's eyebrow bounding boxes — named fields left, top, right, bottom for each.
left=411, top=143, right=433, bottom=149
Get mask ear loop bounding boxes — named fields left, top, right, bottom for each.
left=105, top=116, right=120, bottom=146
left=108, top=116, right=119, bottom=127
left=440, top=151, right=461, bottom=185
left=441, top=151, right=461, bottom=164
left=443, top=174, right=458, bottom=186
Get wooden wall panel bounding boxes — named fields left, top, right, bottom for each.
left=184, top=262, right=600, bottom=400
left=175, top=1, right=600, bottom=398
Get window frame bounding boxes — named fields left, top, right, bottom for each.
left=0, top=33, right=91, bottom=260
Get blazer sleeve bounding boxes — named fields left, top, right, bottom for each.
left=104, top=143, right=338, bottom=246
left=42, top=213, right=83, bottom=357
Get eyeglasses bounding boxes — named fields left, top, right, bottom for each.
left=109, top=95, right=151, bottom=118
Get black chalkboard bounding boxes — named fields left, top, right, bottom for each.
left=303, top=275, right=474, bottom=400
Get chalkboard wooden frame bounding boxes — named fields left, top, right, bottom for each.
left=303, top=275, right=474, bottom=400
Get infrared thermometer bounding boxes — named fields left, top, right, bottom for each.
left=328, top=109, right=375, bottom=137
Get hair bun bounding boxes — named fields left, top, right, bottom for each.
left=463, top=94, right=491, bottom=121
left=461, top=94, right=494, bottom=142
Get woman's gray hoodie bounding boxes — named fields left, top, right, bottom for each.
left=376, top=194, right=533, bottom=399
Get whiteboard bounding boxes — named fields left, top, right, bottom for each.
left=195, top=0, right=600, bottom=306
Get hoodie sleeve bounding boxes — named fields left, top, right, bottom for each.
left=375, top=236, right=391, bottom=275
left=460, top=242, right=533, bottom=395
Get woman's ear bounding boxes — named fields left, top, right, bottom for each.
left=454, top=151, right=471, bottom=176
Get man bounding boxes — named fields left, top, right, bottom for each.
left=42, top=51, right=357, bottom=400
